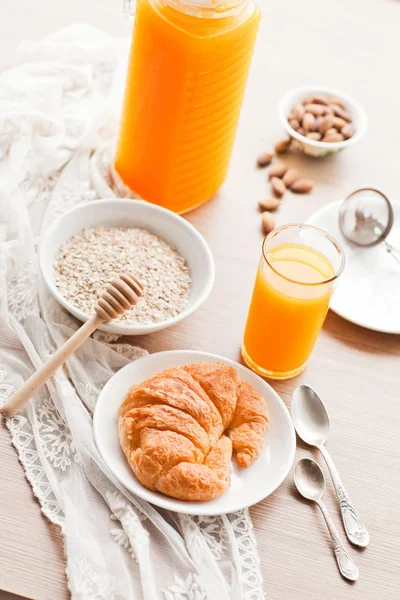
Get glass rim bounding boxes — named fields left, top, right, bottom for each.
left=261, top=223, right=345, bottom=287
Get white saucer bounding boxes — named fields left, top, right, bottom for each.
left=93, top=350, right=296, bottom=515
left=307, top=200, right=400, bottom=334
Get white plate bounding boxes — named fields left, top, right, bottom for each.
left=93, top=350, right=296, bottom=515
left=307, top=200, right=400, bottom=333
left=39, top=199, right=215, bottom=335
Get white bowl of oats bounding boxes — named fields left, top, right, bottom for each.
left=40, top=199, right=215, bottom=335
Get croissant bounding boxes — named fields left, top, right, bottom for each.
left=118, top=362, right=269, bottom=501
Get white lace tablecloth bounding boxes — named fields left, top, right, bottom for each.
left=0, top=24, right=264, bottom=600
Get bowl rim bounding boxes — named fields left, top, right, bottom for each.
left=278, top=84, right=368, bottom=150
left=39, top=198, right=215, bottom=335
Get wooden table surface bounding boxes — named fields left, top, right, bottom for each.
left=1, top=0, right=400, bottom=598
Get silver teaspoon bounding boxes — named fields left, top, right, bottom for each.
left=294, top=458, right=359, bottom=581
left=292, top=385, right=369, bottom=547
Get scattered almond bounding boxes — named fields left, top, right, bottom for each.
left=256, top=151, right=273, bottom=168
left=341, top=123, right=355, bottom=139
left=306, top=132, right=322, bottom=141
left=291, top=178, right=314, bottom=193
left=283, top=168, right=301, bottom=188
left=258, top=198, right=280, bottom=212
left=302, top=112, right=316, bottom=131
left=255, top=92, right=355, bottom=216
left=322, top=132, right=345, bottom=143
left=274, top=138, right=291, bottom=154
left=268, top=161, right=288, bottom=179
left=262, top=211, right=276, bottom=234
left=271, top=176, right=286, bottom=198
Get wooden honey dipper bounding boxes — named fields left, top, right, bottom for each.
left=2, top=274, right=144, bottom=418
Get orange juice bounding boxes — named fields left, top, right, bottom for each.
left=115, top=0, right=260, bottom=213
left=242, top=228, right=344, bottom=380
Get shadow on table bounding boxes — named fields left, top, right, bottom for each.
left=323, top=310, right=400, bottom=356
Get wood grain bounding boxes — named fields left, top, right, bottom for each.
left=1, top=0, right=400, bottom=598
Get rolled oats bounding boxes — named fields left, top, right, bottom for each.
left=54, top=226, right=192, bottom=325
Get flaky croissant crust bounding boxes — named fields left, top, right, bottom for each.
left=118, top=362, right=269, bottom=501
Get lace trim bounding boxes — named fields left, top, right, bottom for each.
left=7, top=254, right=40, bottom=321
left=0, top=365, right=64, bottom=526
left=164, top=574, right=208, bottom=600
left=67, top=557, right=116, bottom=600
left=106, top=490, right=149, bottom=563
left=193, top=515, right=227, bottom=560
left=231, top=511, right=265, bottom=600
left=36, top=395, right=78, bottom=471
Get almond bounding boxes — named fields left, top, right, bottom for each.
left=274, top=138, right=291, bottom=154
left=304, top=103, right=326, bottom=116
left=262, top=211, right=276, bottom=234
left=293, top=103, right=305, bottom=121
left=341, top=123, right=355, bottom=139
left=302, top=112, right=316, bottom=131
left=258, top=198, right=280, bottom=212
left=324, top=127, right=339, bottom=137
left=307, top=95, right=329, bottom=106
left=333, top=116, right=347, bottom=130
left=291, top=179, right=315, bottom=194
left=329, top=104, right=352, bottom=122
left=271, top=176, right=286, bottom=198
left=314, top=116, right=324, bottom=130
left=306, top=132, right=322, bottom=141
left=289, top=118, right=300, bottom=131
left=282, top=168, right=301, bottom=188
left=318, top=115, right=335, bottom=135
left=297, top=127, right=306, bottom=136
left=322, top=132, right=345, bottom=143
left=268, top=161, right=288, bottom=179
left=256, top=152, right=273, bottom=168
left=329, top=96, right=345, bottom=108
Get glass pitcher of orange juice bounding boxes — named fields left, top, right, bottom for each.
left=115, top=0, right=260, bottom=213
left=242, top=224, right=345, bottom=380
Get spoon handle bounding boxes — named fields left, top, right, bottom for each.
left=320, top=444, right=369, bottom=547
left=317, top=500, right=359, bottom=581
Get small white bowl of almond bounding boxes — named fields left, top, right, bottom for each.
left=278, top=85, right=368, bottom=157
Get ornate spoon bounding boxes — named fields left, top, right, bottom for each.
left=294, top=458, right=359, bottom=581
left=292, top=384, right=369, bottom=547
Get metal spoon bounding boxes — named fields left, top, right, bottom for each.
left=294, top=458, right=359, bottom=581
left=339, top=187, right=400, bottom=266
left=292, top=385, right=369, bottom=547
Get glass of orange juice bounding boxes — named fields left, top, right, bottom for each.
left=241, top=224, right=345, bottom=380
